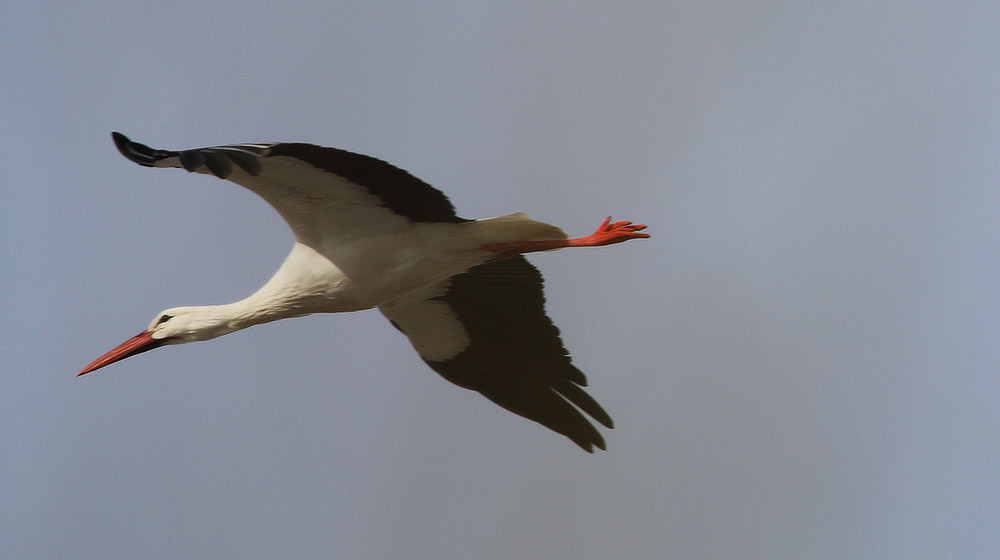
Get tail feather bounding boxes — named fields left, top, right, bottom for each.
left=473, top=213, right=566, bottom=245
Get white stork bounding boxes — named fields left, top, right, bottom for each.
left=79, top=132, right=649, bottom=452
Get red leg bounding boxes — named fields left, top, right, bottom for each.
left=566, top=216, right=650, bottom=247
left=482, top=216, right=649, bottom=257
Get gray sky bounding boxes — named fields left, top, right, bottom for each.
left=3, top=3, right=999, bottom=558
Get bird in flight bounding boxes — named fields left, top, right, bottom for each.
left=79, top=132, right=649, bottom=451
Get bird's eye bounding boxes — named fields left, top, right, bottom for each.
left=156, top=314, right=173, bottom=325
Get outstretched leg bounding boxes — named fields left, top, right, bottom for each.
left=482, top=217, right=649, bottom=258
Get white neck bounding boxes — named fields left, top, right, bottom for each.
left=166, top=243, right=350, bottom=342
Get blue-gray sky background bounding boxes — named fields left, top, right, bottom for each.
left=4, top=3, right=999, bottom=558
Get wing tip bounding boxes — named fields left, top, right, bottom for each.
left=554, top=380, right=615, bottom=430
left=110, top=130, right=128, bottom=146
left=572, top=429, right=607, bottom=453
left=110, top=131, right=175, bottom=167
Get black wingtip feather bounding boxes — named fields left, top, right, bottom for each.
left=554, top=381, right=615, bottom=429
left=178, top=148, right=204, bottom=171
left=201, top=151, right=233, bottom=178
left=111, top=131, right=177, bottom=167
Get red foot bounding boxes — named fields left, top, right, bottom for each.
left=567, top=217, right=650, bottom=248
left=482, top=216, right=649, bottom=257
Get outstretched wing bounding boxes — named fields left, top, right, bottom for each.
left=379, top=256, right=614, bottom=452
left=111, top=132, right=466, bottom=247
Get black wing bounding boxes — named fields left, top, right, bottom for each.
left=380, top=256, right=613, bottom=452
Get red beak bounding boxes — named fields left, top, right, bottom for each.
left=77, top=330, right=165, bottom=376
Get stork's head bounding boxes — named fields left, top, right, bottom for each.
left=77, top=306, right=238, bottom=376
